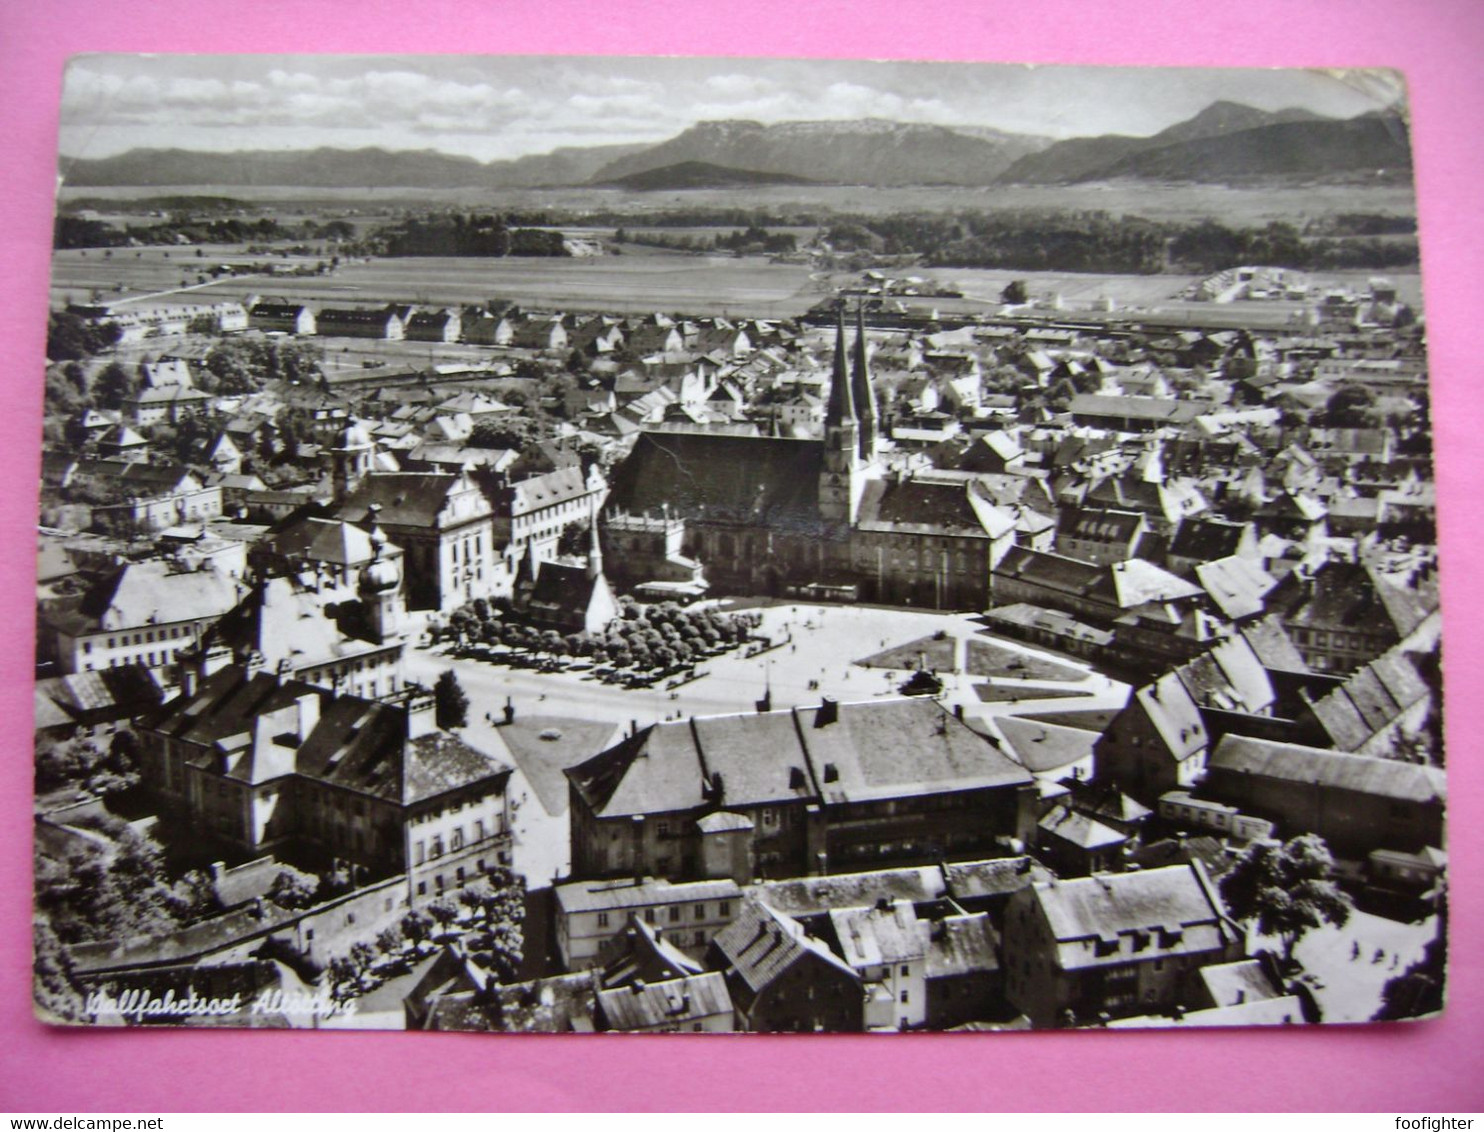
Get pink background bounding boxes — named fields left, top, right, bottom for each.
left=3, top=0, right=1482, bottom=1112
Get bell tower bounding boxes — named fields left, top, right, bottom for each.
left=330, top=420, right=375, bottom=499
left=819, top=307, right=862, bottom=525
left=358, top=509, right=404, bottom=644
left=851, top=303, right=880, bottom=463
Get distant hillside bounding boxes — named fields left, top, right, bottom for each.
left=1097, top=112, right=1412, bottom=181
left=61, top=143, right=651, bottom=191
left=60, top=102, right=1410, bottom=192
left=483, top=143, right=651, bottom=188
left=63, top=146, right=493, bottom=189
left=596, top=160, right=816, bottom=191
left=590, top=119, right=1052, bottom=187
left=999, top=102, right=1406, bottom=184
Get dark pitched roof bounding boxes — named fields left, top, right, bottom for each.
left=795, top=697, right=1032, bottom=805
left=527, top=561, right=604, bottom=622
left=605, top=431, right=831, bottom=535
left=1030, top=863, right=1235, bottom=953
left=596, top=972, right=733, bottom=1031
left=334, top=472, right=465, bottom=529
left=1268, top=560, right=1434, bottom=639
left=1207, top=734, right=1446, bottom=804
left=753, top=866, right=946, bottom=917
left=925, top=913, right=1000, bottom=979
left=143, top=665, right=321, bottom=748
left=1239, top=614, right=1311, bottom=674
left=1056, top=506, right=1146, bottom=545
left=856, top=475, right=1011, bottom=540
left=942, top=857, right=1049, bottom=902
left=710, top=900, right=857, bottom=1005
left=1068, top=394, right=1208, bottom=424
left=568, top=697, right=1030, bottom=819
left=1169, top=518, right=1252, bottom=562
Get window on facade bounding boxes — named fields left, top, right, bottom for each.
left=430, top=836, right=444, bottom=859
left=669, top=906, right=682, bottom=923
left=475, top=820, right=485, bottom=842
left=414, top=841, right=425, bottom=866
left=452, top=828, right=464, bottom=851
left=417, top=882, right=427, bottom=896
left=694, top=904, right=706, bottom=920
left=900, top=991, right=909, bottom=1004
left=597, top=913, right=609, bottom=928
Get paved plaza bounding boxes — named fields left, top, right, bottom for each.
left=402, top=602, right=1130, bottom=888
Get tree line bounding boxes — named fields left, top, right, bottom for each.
left=54, top=214, right=358, bottom=250
left=822, top=209, right=1418, bottom=275
left=376, top=213, right=569, bottom=258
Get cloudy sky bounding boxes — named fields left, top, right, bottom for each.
left=59, top=55, right=1405, bottom=163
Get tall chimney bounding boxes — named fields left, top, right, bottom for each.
left=296, top=692, right=321, bottom=743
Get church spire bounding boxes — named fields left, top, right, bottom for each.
left=818, top=304, right=862, bottom=525
left=586, top=496, right=604, bottom=581
left=851, top=303, right=879, bottom=461
left=824, top=306, right=857, bottom=430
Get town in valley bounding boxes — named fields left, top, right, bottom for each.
left=33, top=57, right=1444, bottom=1033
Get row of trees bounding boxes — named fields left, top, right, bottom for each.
left=1168, top=220, right=1419, bottom=274
left=819, top=210, right=1420, bottom=275
left=46, top=310, right=123, bottom=363
left=378, top=214, right=569, bottom=258
left=614, top=225, right=798, bottom=255
left=54, top=213, right=359, bottom=251
left=35, top=819, right=219, bottom=947
left=35, top=730, right=141, bottom=799
left=325, top=868, right=526, bottom=998
left=439, top=598, right=764, bottom=676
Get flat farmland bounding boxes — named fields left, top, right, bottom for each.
left=51, top=247, right=822, bottom=318
left=57, top=180, right=1419, bottom=224
left=860, top=266, right=1201, bottom=309
left=886, top=265, right=1424, bottom=317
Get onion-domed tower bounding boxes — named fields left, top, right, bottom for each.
left=330, top=419, right=376, bottom=498
left=359, top=508, right=404, bottom=643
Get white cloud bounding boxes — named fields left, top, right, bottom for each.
left=58, top=56, right=1406, bottom=162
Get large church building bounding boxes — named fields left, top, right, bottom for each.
left=604, top=309, right=1017, bottom=610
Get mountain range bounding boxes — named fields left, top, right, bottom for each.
left=59, top=101, right=1411, bottom=191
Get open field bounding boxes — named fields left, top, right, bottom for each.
left=51, top=246, right=823, bottom=318
left=53, top=244, right=1425, bottom=328
left=864, top=265, right=1425, bottom=314
left=57, top=180, right=1419, bottom=224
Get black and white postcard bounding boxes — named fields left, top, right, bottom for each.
left=34, top=56, right=1443, bottom=1032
